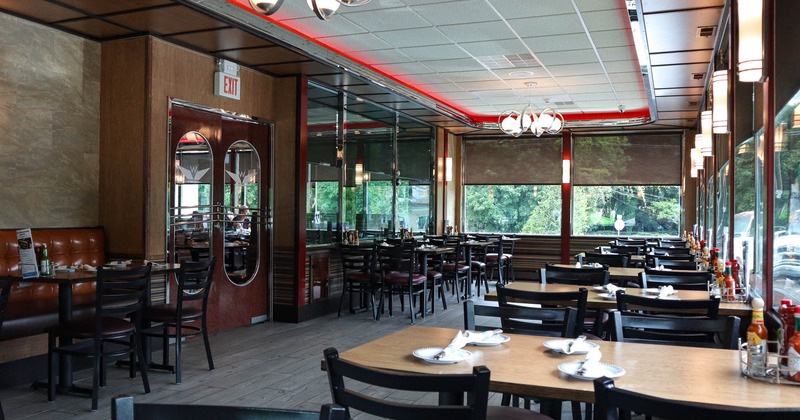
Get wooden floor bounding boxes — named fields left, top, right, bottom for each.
left=0, top=285, right=581, bottom=419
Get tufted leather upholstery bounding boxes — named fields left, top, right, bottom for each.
left=0, top=227, right=105, bottom=340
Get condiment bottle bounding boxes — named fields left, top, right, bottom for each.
left=779, top=299, right=794, bottom=368
left=723, top=262, right=736, bottom=302
left=747, top=297, right=769, bottom=376
left=40, top=244, right=52, bottom=277
left=787, top=307, right=800, bottom=381
left=714, top=249, right=724, bottom=286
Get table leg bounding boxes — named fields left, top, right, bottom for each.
left=33, top=283, right=77, bottom=394
left=464, top=246, right=473, bottom=299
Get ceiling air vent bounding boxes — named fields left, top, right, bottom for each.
left=553, top=101, right=575, bottom=106
left=697, top=26, right=716, bottom=38
left=692, top=73, right=705, bottom=80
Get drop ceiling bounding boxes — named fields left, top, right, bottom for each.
left=0, top=0, right=725, bottom=134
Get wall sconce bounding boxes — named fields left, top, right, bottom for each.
left=737, top=0, right=763, bottom=82
left=712, top=70, right=729, bottom=133
left=695, top=133, right=712, bottom=157
left=355, top=162, right=364, bottom=185
left=775, top=121, right=786, bottom=152
left=445, top=157, right=453, bottom=182
left=562, top=159, right=571, bottom=184
left=692, top=147, right=704, bottom=171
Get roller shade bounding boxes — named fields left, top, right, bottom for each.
left=573, top=134, right=682, bottom=185
left=464, top=137, right=562, bottom=185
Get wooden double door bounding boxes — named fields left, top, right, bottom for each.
left=168, top=103, right=271, bottom=333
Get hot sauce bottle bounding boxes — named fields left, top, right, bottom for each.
left=787, top=306, right=800, bottom=381
left=722, top=262, right=736, bottom=302
left=779, top=299, right=795, bottom=368
left=747, top=297, right=768, bottom=376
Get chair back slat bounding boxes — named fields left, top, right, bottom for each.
left=609, top=311, right=741, bottom=349
left=96, top=265, right=152, bottom=319
left=615, top=290, right=720, bottom=318
left=177, top=258, right=217, bottom=306
left=324, top=347, right=490, bottom=420
left=464, top=300, right=577, bottom=338
left=583, top=252, right=630, bottom=268
left=640, top=270, right=713, bottom=290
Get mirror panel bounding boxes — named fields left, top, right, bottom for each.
left=173, top=131, right=213, bottom=264
left=223, top=140, right=260, bottom=286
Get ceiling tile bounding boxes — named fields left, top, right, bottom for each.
left=649, top=50, right=713, bottom=66
left=507, top=15, right=584, bottom=38
left=656, top=95, right=703, bottom=111
left=641, top=0, right=724, bottom=14
left=655, top=87, right=705, bottom=96
left=574, top=0, right=622, bottom=12
left=581, top=9, right=630, bottom=32
left=537, top=49, right=598, bottom=66
left=491, top=0, right=575, bottom=17
left=344, top=6, right=431, bottom=32
left=459, top=39, right=530, bottom=57
left=651, top=63, right=709, bottom=89
left=603, top=60, right=641, bottom=73
left=109, top=4, right=228, bottom=35
left=170, top=28, right=272, bottom=52
left=56, top=0, right=173, bottom=15
left=57, top=18, right=136, bottom=39
left=0, top=0, right=84, bottom=22
left=409, top=0, right=500, bottom=26
left=417, top=58, right=484, bottom=73
left=398, top=44, right=469, bottom=61
left=521, top=33, right=593, bottom=53
left=373, top=62, right=434, bottom=76
left=372, top=27, right=452, bottom=48
left=360, top=49, right=412, bottom=65
left=597, top=46, right=635, bottom=62
left=644, top=8, right=721, bottom=54
left=437, top=21, right=515, bottom=43
left=323, top=33, right=394, bottom=52
left=548, top=63, right=605, bottom=77
left=591, top=29, right=634, bottom=48
left=217, top=46, right=307, bottom=65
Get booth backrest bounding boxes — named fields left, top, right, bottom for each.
left=0, top=227, right=105, bottom=304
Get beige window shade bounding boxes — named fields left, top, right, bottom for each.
left=464, top=137, right=562, bottom=185
left=573, top=134, right=682, bottom=186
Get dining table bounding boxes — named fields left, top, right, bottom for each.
left=12, top=262, right=180, bottom=394
left=481, top=282, right=753, bottom=317
left=335, top=325, right=799, bottom=415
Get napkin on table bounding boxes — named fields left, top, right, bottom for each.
left=658, top=285, right=675, bottom=298
left=435, top=331, right=470, bottom=359
left=577, top=348, right=604, bottom=377
left=463, top=329, right=501, bottom=343
left=603, top=284, right=621, bottom=296
left=562, top=336, right=588, bottom=354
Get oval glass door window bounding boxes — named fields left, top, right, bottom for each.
left=224, top=140, right=260, bottom=285
left=173, top=131, right=213, bottom=266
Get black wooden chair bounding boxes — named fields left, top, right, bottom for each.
left=651, top=259, right=697, bottom=270
left=614, top=239, right=646, bottom=247
left=650, top=246, right=692, bottom=256
left=338, top=245, right=379, bottom=318
left=593, top=377, right=800, bottom=420
left=141, top=258, right=216, bottom=384
left=658, top=238, right=688, bottom=247
left=643, top=254, right=694, bottom=268
left=609, top=311, right=740, bottom=349
left=111, top=395, right=347, bottom=420
left=431, top=237, right=468, bottom=303
left=609, top=245, right=642, bottom=256
left=46, top=264, right=152, bottom=410
left=541, top=264, right=610, bottom=287
left=376, top=244, right=427, bottom=323
left=615, top=290, right=720, bottom=318
left=496, top=283, right=588, bottom=338
left=639, top=269, right=713, bottom=290
left=0, top=276, right=11, bottom=420
left=324, top=347, right=549, bottom=420
left=581, top=252, right=629, bottom=268
left=464, top=300, right=577, bottom=339
left=478, top=234, right=508, bottom=285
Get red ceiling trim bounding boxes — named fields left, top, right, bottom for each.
left=229, top=0, right=651, bottom=126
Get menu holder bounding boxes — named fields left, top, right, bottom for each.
left=16, top=228, right=38, bottom=283
left=738, top=338, right=800, bottom=386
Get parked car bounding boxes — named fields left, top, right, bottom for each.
left=774, top=210, right=800, bottom=287
left=732, top=211, right=754, bottom=276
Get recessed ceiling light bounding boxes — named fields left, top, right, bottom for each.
left=525, top=82, right=538, bottom=88
left=508, top=70, right=534, bottom=78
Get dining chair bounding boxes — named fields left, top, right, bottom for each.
left=141, top=258, right=216, bottom=384
left=376, top=244, right=427, bottom=323
left=464, top=300, right=579, bottom=418
left=658, top=238, right=688, bottom=247
left=465, top=241, right=490, bottom=296
left=615, top=290, right=720, bottom=318
left=639, top=269, right=713, bottom=290
left=593, top=377, right=800, bottom=420
left=650, top=258, right=697, bottom=270
left=111, top=395, right=347, bottom=420
left=644, top=254, right=694, bottom=268
left=541, top=264, right=610, bottom=287
left=464, top=300, right=577, bottom=338
left=650, top=246, right=692, bottom=256
left=477, top=234, right=508, bottom=285
left=430, top=237, right=468, bottom=302
left=496, top=283, right=589, bottom=338
left=609, top=245, right=642, bottom=256
left=0, top=276, right=11, bottom=420
left=46, top=264, right=152, bottom=410
left=581, top=252, right=630, bottom=268
left=338, top=245, right=379, bottom=318
left=614, top=239, right=646, bottom=247
left=609, top=311, right=740, bottom=349
left=324, top=347, right=550, bottom=420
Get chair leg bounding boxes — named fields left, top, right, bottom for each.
left=175, top=323, right=182, bottom=384
left=439, top=284, right=447, bottom=310
left=408, top=289, right=415, bottom=324
left=92, top=351, right=100, bottom=411
left=337, top=282, right=347, bottom=318
left=162, top=325, right=170, bottom=367
left=47, top=334, right=56, bottom=403
left=134, top=331, right=151, bottom=394
left=202, top=317, right=214, bottom=372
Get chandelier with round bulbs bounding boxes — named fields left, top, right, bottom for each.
left=498, top=82, right=564, bottom=137
left=249, top=0, right=371, bottom=21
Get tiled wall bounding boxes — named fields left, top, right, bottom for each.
left=0, top=13, right=100, bottom=229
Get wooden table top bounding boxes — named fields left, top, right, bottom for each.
left=339, top=325, right=798, bottom=408
left=482, top=282, right=752, bottom=317
left=11, top=262, right=180, bottom=284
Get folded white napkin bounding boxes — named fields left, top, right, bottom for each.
left=603, top=284, right=621, bottom=295
left=658, top=285, right=675, bottom=298
left=380, top=241, right=391, bottom=247
left=563, top=336, right=588, bottom=354
left=575, top=262, right=582, bottom=268
left=578, top=348, right=604, bottom=377
left=84, top=264, right=96, bottom=271
left=436, top=331, right=470, bottom=359
left=463, top=329, right=501, bottom=343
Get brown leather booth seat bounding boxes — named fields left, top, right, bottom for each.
left=0, top=227, right=105, bottom=340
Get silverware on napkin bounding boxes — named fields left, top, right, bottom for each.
left=566, top=335, right=586, bottom=354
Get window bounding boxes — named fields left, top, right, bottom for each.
left=572, top=134, right=682, bottom=236
left=773, top=92, right=800, bottom=308
left=733, top=137, right=756, bottom=288
left=306, top=84, right=340, bottom=244
left=463, top=137, right=562, bottom=234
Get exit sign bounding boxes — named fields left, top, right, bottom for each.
left=214, top=72, right=240, bottom=100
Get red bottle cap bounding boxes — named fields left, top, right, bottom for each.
left=782, top=299, right=793, bottom=306
left=725, top=261, right=732, bottom=266
left=795, top=306, right=800, bottom=314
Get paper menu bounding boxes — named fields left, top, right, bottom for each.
left=16, top=228, right=39, bottom=279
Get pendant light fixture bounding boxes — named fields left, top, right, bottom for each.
left=498, top=82, right=564, bottom=137
left=250, top=0, right=370, bottom=20
left=712, top=70, right=729, bottom=134
left=737, top=0, right=763, bottom=82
